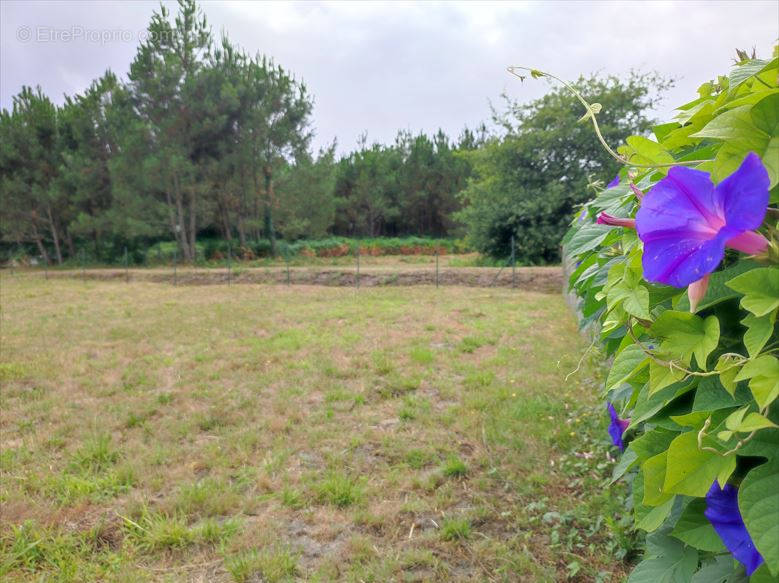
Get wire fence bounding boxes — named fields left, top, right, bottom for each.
left=2, top=238, right=563, bottom=293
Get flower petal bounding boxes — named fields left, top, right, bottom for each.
left=607, top=402, right=618, bottom=423
left=607, top=403, right=626, bottom=450
left=608, top=424, right=624, bottom=450
left=607, top=175, right=620, bottom=189
left=641, top=228, right=730, bottom=288
left=705, top=481, right=764, bottom=576
left=716, top=152, right=770, bottom=232
left=726, top=231, right=769, bottom=255
left=636, top=166, right=722, bottom=239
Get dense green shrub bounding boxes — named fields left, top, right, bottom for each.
left=563, top=51, right=778, bottom=581
left=458, top=73, right=669, bottom=263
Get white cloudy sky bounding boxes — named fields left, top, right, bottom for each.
left=1, top=1, right=777, bottom=153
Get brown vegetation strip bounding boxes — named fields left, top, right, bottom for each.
left=34, top=266, right=563, bottom=293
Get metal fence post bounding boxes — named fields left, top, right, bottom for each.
left=285, top=245, right=291, bottom=286
left=511, top=235, right=516, bottom=289
left=355, top=244, right=360, bottom=289
left=173, top=248, right=178, bottom=286
left=227, top=243, right=232, bottom=286
left=435, top=247, right=439, bottom=288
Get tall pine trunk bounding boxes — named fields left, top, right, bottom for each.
left=30, top=220, right=50, bottom=265
left=46, top=205, right=63, bottom=265
left=220, top=206, right=232, bottom=241
left=65, top=229, right=75, bottom=259
left=263, top=167, right=276, bottom=256
left=237, top=216, right=247, bottom=248
left=171, top=172, right=192, bottom=262
left=187, top=187, right=197, bottom=263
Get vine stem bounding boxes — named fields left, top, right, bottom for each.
left=697, top=415, right=761, bottom=458
left=564, top=335, right=598, bottom=382
left=621, top=319, right=764, bottom=458
left=625, top=317, right=748, bottom=378
left=507, top=66, right=713, bottom=168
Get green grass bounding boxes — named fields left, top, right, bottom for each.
left=440, top=517, right=471, bottom=541
left=442, top=455, right=468, bottom=478
left=313, top=472, right=364, bottom=508
left=173, top=477, right=243, bottom=516
left=224, top=545, right=298, bottom=582
left=409, top=345, right=434, bottom=364
left=69, top=434, right=119, bottom=473
left=0, top=275, right=632, bottom=581
left=122, top=511, right=196, bottom=552
left=280, top=486, right=305, bottom=509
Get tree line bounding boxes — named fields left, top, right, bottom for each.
left=0, top=0, right=665, bottom=265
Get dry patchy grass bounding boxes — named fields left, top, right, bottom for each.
left=0, top=275, right=630, bottom=581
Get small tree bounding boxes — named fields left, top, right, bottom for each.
left=274, top=144, right=337, bottom=240
left=127, top=0, right=211, bottom=262
left=0, top=87, right=65, bottom=264
left=239, top=55, right=313, bottom=253
left=458, top=73, right=671, bottom=262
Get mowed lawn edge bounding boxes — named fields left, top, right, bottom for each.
left=0, top=276, right=630, bottom=582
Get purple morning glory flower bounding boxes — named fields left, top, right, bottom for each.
left=607, top=402, right=630, bottom=451
left=607, top=175, right=620, bottom=189
left=705, top=481, right=764, bottom=576
left=635, top=152, right=770, bottom=288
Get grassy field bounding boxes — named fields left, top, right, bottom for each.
left=0, top=276, right=632, bottom=582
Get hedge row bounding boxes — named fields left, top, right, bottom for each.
left=137, top=237, right=470, bottom=264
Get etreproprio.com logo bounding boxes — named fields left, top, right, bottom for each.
left=16, top=25, right=173, bottom=45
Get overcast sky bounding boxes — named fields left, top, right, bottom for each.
left=2, top=1, right=777, bottom=154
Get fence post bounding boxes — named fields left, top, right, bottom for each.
left=435, top=247, right=439, bottom=288
left=227, top=242, right=232, bottom=287
left=510, top=235, right=516, bottom=289
left=124, top=246, right=129, bottom=283
left=285, top=245, right=291, bottom=286
left=11, top=245, right=19, bottom=276
left=44, top=261, right=48, bottom=281
left=355, top=244, right=360, bottom=289
left=81, top=249, right=86, bottom=283
left=173, top=248, right=178, bottom=286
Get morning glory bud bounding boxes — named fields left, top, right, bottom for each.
left=597, top=212, right=635, bottom=229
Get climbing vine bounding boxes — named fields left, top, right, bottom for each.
left=557, top=48, right=779, bottom=582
